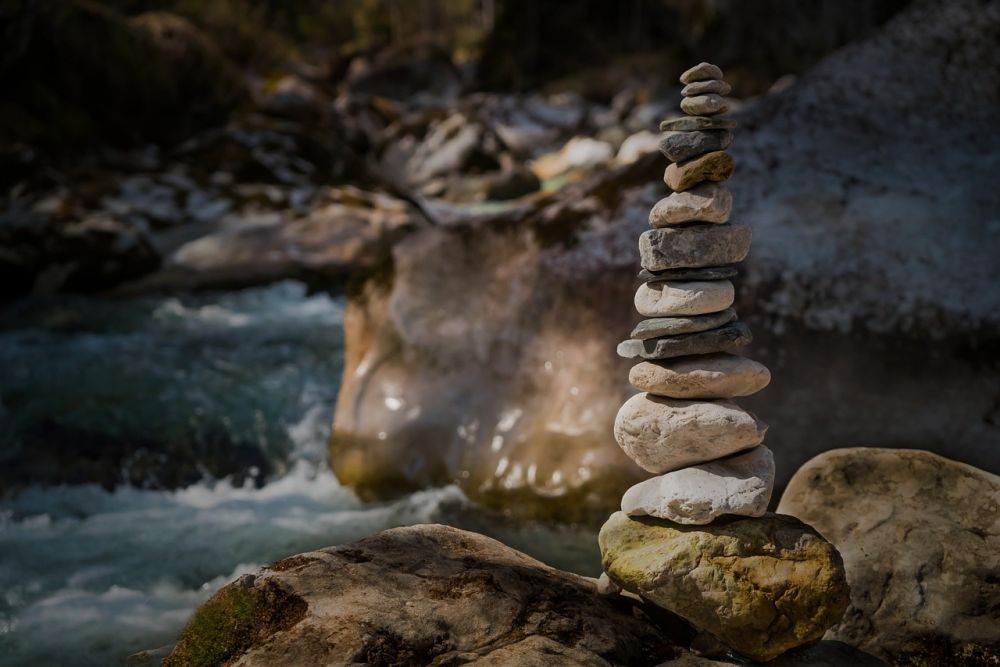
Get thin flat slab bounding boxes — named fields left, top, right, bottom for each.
left=659, top=116, right=737, bottom=132
left=630, top=308, right=737, bottom=340
left=616, top=321, right=751, bottom=360
left=638, top=266, right=738, bottom=282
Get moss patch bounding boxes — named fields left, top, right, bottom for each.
left=163, top=580, right=306, bottom=667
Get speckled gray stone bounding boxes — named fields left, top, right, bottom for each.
left=616, top=321, right=752, bottom=360
left=639, top=224, right=751, bottom=271
left=658, top=130, right=734, bottom=163
left=630, top=308, right=737, bottom=340
left=638, top=266, right=738, bottom=283
left=659, top=116, right=737, bottom=132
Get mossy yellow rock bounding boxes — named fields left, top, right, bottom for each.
left=599, top=511, right=850, bottom=662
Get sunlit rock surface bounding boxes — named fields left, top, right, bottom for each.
left=330, top=0, right=1000, bottom=516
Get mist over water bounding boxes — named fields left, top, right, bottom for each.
left=0, top=282, right=598, bottom=666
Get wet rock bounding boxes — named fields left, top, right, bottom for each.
left=680, top=62, right=725, bottom=84
left=629, top=354, right=771, bottom=399
left=631, top=308, right=737, bottom=340
left=658, top=131, right=735, bottom=164
left=634, top=280, right=735, bottom=317
left=660, top=117, right=737, bottom=132
left=165, top=525, right=690, bottom=666
left=614, top=393, right=766, bottom=473
left=617, top=322, right=751, bottom=360
left=778, top=448, right=1000, bottom=665
left=621, top=446, right=774, bottom=523
left=600, top=511, right=850, bottom=663
left=649, top=183, right=732, bottom=226
left=680, top=94, right=729, bottom=116
left=664, top=151, right=735, bottom=192
left=640, top=225, right=751, bottom=271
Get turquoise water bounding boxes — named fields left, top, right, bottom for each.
left=0, top=282, right=598, bottom=666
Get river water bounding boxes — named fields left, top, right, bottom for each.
left=0, top=282, right=599, bottom=666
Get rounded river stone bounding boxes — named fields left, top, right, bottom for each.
left=680, top=94, right=729, bottom=116
left=658, top=131, right=734, bottom=165
left=682, top=79, right=731, bottom=96
left=649, top=183, right=732, bottom=226
left=639, top=224, right=751, bottom=271
left=680, top=62, right=724, bottom=83
left=629, top=353, right=771, bottom=398
left=634, top=280, right=734, bottom=317
left=630, top=308, right=737, bottom=340
left=664, top=151, right=734, bottom=192
left=613, top=393, right=767, bottom=473
left=621, top=445, right=775, bottom=524
left=616, top=322, right=752, bottom=360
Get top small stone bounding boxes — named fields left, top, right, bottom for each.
left=680, top=62, right=724, bottom=84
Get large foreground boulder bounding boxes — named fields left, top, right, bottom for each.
left=329, top=0, right=1000, bottom=518
left=778, top=448, right=1000, bottom=665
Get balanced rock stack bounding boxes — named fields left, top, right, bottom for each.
left=599, top=63, right=851, bottom=663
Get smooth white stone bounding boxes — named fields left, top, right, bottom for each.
left=634, top=280, right=734, bottom=317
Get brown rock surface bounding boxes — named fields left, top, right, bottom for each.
left=778, top=448, right=1000, bottom=665
left=664, top=151, right=735, bottom=192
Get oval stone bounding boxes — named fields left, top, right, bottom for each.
left=621, top=446, right=775, bottom=524
left=639, top=224, right=751, bottom=271
left=649, top=183, right=732, bottom=226
left=658, top=130, right=734, bottom=164
left=613, top=393, right=767, bottom=473
left=634, top=280, right=734, bottom=317
left=616, top=322, right=752, bottom=360
left=680, top=62, right=724, bottom=83
left=664, top=151, right=734, bottom=192
left=680, top=94, right=729, bottom=116
left=630, top=308, right=737, bottom=340
left=629, top=353, right=771, bottom=398
left=682, top=79, right=731, bottom=96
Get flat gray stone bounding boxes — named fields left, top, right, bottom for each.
left=658, top=130, right=734, bottom=163
left=680, top=62, right=724, bottom=84
left=680, top=94, right=729, bottom=116
left=616, top=321, right=752, bottom=360
left=659, top=116, right=737, bottom=132
left=638, top=266, right=738, bottom=282
left=681, top=79, right=731, bottom=96
left=630, top=308, right=737, bottom=340
left=639, top=224, right=752, bottom=271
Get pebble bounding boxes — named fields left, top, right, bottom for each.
left=634, top=280, right=734, bottom=317
left=658, top=130, right=734, bottom=163
left=630, top=307, right=736, bottom=340
left=613, top=393, right=767, bottom=473
left=617, top=322, right=751, bottom=360
left=682, top=79, right=731, bottom=96
left=659, top=116, right=737, bottom=132
left=648, top=183, right=732, bottom=226
left=629, top=353, right=771, bottom=398
left=680, top=62, right=724, bottom=84
left=680, top=94, right=729, bottom=116
left=639, top=224, right=751, bottom=271
left=596, top=572, right=621, bottom=596
left=638, top=266, right=738, bottom=282
left=664, top=151, right=734, bottom=192
left=620, top=446, right=774, bottom=524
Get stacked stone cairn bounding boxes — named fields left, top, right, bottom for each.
left=597, top=63, right=851, bottom=662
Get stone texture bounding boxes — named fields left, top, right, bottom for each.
left=649, top=183, right=732, bottom=226
left=629, top=354, right=771, bottom=398
left=681, top=79, right=731, bottom=97
left=616, top=322, right=751, bottom=360
left=640, top=224, right=751, bottom=271
left=599, top=511, right=850, bottom=663
left=631, top=308, right=737, bottom=340
left=680, top=62, right=724, bottom=84
left=634, top=280, right=735, bottom=317
left=639, top=266, right=738, bottom=283
left=621, top=446, right=774, bottom=524
left=659, top=116, right=737, bottom=132
left=658, top=131, right=734, bottom=163
left=165, top=525, right=690, bottom=667
left=613, top=393, right=766, bottom=473
left=680, top=94, right=729, bottom=116
left=664, top=151, right=735, bottom=192
left=596, top=572, right=621, bottom=596
left=778, top=448, right=1000, bottom=665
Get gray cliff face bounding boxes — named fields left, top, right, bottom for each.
left=330, top=0, right=1000, bottom=516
